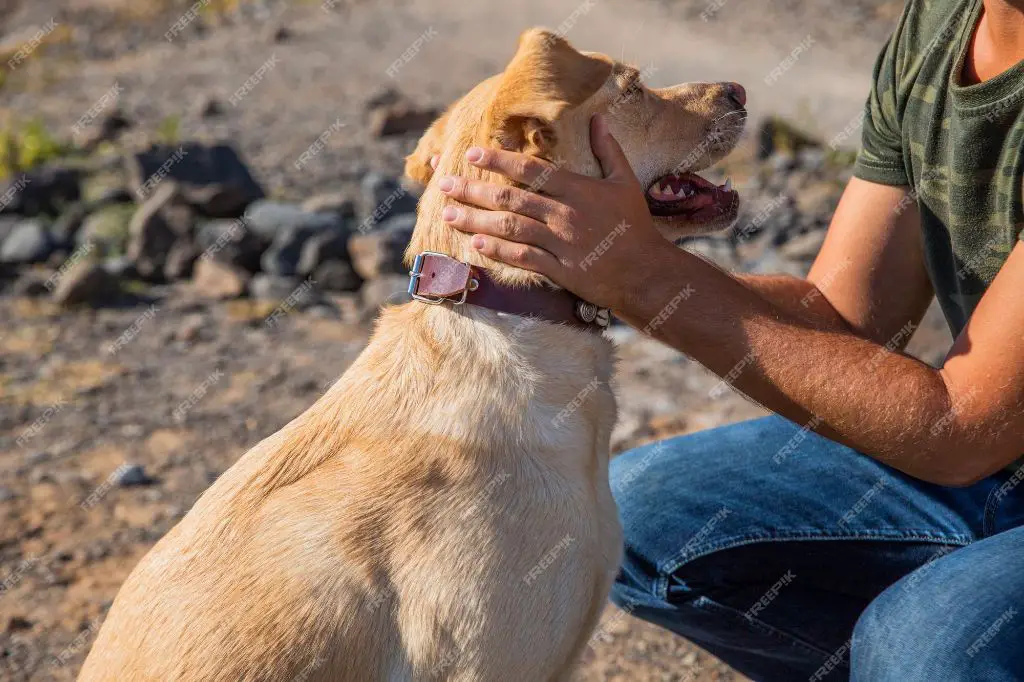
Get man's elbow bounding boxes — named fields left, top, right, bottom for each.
left=915, top=443, right=1018, bottom=488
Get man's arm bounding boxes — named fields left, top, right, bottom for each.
left=439, top=118, right=1024, bottom=486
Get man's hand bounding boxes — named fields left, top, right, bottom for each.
left=436, top=114, right=670, bottom=311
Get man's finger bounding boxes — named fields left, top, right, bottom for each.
left=441, top=204, right=556, bottom=252
left=590, top=114, right=637, bottom=183
left=464, top=147, right=568, bottom=196
left=438, top=176, right=558, bottom=223
left=469, top=234, right=562, bottom=276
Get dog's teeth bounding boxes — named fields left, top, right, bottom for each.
left=723, top=178, right=733, bottom=192
left=650, top=182, right=663, bottom=196
left=674, top=187, right=687, bottom=199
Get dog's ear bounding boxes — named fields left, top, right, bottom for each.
left=404, top=107, right=452, bottom=186
left=487, top=28, right=612, bottom=158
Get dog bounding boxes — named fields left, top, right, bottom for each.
left=79, top=27, right=744, bottom=682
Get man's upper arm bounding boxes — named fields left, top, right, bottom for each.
left=807, top=176, right=933, bottom=347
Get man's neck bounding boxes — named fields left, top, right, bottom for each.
left=965, top=1, right=1024, bottom=83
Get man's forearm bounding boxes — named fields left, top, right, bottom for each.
left=618, top=247, right=992, bottom=486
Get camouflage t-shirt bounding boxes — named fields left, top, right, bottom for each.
left=854, top=0, right=1024, bottom=336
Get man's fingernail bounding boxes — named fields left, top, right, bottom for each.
left=471, top=235, right=486, bottom=249
left=466, top=147, right=484, bottom=163
left=442, top=206, right=459, bottom=222
left=438, top=177, right=454, bottom=192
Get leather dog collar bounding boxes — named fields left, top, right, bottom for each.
left=407, top=251, right=610, bottom=332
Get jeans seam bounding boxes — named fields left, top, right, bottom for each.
left=655, top=531, right=974, bottom=601
left=690, top=595, right=847, bottom=664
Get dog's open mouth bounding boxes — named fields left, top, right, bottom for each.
left=645, top=172, right=738, bottom=223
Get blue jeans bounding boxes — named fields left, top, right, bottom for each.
left=609, top=415, right=1024, bottom=681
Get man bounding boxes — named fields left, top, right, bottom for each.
left=435, top=0, right=1024, bottom=679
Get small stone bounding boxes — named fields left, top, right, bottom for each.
left=174, top=313, right=206, bottom=343
left=52, top=262, right=120, bottom=307
left=249, top=273, right=319, bottom=307
left=12, top=272, right=50, bottom=297
left=195, top=96, right=224, bottom=119
left=164, top=238, right=200, bottom=280
left=115, top=464, right=150, bottom=487
left=192, top=258, right=250, bottom=299
left=6, top=616, right=32, bottom=633
left=0, top=220, right=53, bottom=264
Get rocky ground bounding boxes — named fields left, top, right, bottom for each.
left=0, top=1, right=952, bottom=681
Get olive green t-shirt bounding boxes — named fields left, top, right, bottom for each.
left=854, top=0, right=1024, bottom=336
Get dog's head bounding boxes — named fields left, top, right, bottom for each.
left=405, top=28, right=746, bottom=281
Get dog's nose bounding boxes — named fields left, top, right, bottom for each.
left=725, top=82, right=746, bottom=107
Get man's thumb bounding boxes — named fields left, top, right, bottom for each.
left=591, top=114, right=636, bottom=182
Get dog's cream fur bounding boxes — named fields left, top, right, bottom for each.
left=79, top=28, right=742, bottom=682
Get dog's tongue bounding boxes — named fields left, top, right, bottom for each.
left=645, top=172, right=735, bottom=216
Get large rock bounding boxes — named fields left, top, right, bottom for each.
left=347, top=214, right=415, bottom=279
left=0, top=166, right=81, bottom=217
left=244, top=200, right=341, bottom=241
left=126, top=183, right=183, bottom=280
left=313, top=259, right=362, bottom=292
left=249, top=273, right=320, bottom=308
left=126, top=142, right=264, bottom=218
left=195, top=219, right=267, bottom=272
left=296, top=227, right=351, bottom=277
left=0, top=220, right=53, bottom=264
left=357, top=173, right=418, bottom=230
left=248, top=203, right=348, bottom=277
left=192, top=258, right=250, bottom=299
left=52, top=261, right=120, bottom=307
left=75, top=204, right=136, bottom=254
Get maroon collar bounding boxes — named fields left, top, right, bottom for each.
left=407, top=251, right=610, bottom=332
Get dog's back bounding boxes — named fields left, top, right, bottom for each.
left=79, top=303, right=621, bottom=682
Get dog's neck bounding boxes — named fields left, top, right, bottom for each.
left=404, top=134, right=553, bottom=289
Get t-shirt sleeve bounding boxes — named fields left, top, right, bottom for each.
left=853, top=9, right=912, bottom=186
